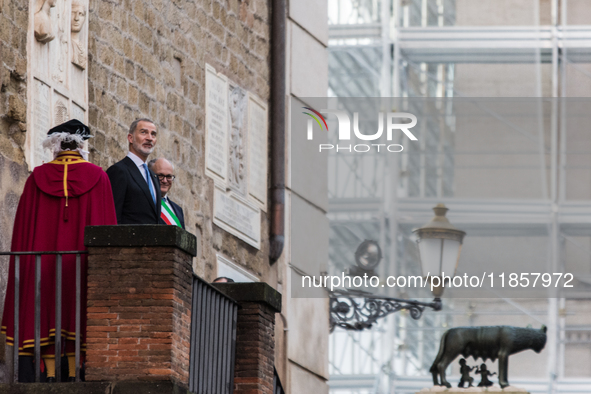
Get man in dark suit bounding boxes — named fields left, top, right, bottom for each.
left=107, top=118, right=161, bottom=224
left=148, top=157, right=185, bottom=229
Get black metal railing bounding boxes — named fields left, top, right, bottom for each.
left=273, top=367, right=285, bottom=394
left=0, top=251, right=87, bottom=383
left=189, top=275, right=238, bottom=394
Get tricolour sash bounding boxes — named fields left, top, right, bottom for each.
left=161, top=199, right=182, bottom=227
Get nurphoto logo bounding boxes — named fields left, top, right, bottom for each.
left=302, top=107, right=418, bottom=153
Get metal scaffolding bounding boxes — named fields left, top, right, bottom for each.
left=327, top=0, right=591, bottom=393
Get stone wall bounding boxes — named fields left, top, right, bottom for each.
left=1, top=0, right=291, bottom=387
left=0, top=0, right=274, bottom=285
left=86, top=0, right=274, bottom=282
left=0, top=0, right=30, bottom=296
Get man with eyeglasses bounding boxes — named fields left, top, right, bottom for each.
left=148, top=158, right=185, bottom=229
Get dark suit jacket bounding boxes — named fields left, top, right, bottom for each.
left=106, top=156, right=162, bottom=224
left=159, top=198, right=185, bottom=229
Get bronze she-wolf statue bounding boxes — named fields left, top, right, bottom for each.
left=430, top=325, right=547, bottom=388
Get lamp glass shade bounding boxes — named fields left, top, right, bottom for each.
left=417, top=238, right=462, bottom=277
left=417, top=238, right=443, bottom=276
left=441, top=238, right=462, bottom=275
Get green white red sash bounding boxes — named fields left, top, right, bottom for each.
left=161, top=199, right=182, bottom=227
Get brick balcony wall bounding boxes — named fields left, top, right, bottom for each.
left=84, top=226, right=195, bottom=387
left=234, top=302, right=276, bottom=394
left=212, top=282, right=282, bottom=394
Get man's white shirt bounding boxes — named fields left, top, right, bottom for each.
left=126, top=152, right=156, bottom=194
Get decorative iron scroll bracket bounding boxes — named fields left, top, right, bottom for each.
left=329, top=288, right=442, bottom=331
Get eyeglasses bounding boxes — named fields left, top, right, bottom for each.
left=156, top=174, right=176, bottom=181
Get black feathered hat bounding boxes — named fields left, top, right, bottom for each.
left=47, top=119, right=91, bottom=140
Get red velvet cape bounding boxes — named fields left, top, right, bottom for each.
left=1, top=153, right=117, bottom=355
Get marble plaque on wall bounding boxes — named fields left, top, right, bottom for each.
left=213, top=187, right=261, bottom=249
left=25, top=0, right=89, bottom=170
left=205, top=64, right=270, bottom=250
left=205, top=64, right=229, bottom=184
left=247, top=94, right=268, bottom=211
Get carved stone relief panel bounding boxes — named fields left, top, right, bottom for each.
left=228, top=83, right=248, bottom=197
left=70, top=0, right=87, bottom=70
left=25, top=0, right=89, bottom=170
left=34, top=0, right=57, bottom=44
left=50, top=0, right=68, bottom=85
left=53, top=93, right=69, bottom=125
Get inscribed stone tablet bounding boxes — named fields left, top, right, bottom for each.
left=247, top=94, right=268, bottom=210
left=33, top=79, right=52, bottom=165
left=205, top=64, right=229, bottom=184
left=213, top=188, right=261, bottom=249
left=72, top=102, right=85, bottom=122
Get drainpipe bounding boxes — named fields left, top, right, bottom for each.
left=269, top=0, right=286, bottom=263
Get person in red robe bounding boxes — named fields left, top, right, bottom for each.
left=1, top=119, right=117, bottom=382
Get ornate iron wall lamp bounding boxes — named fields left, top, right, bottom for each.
left=330, top=289, right=442, bottom=331
left=329, top=204, right=465, bottom=331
